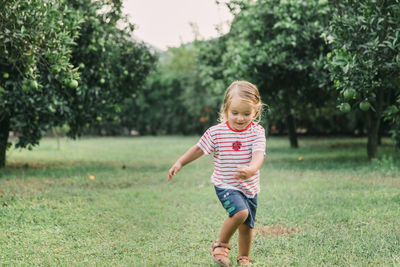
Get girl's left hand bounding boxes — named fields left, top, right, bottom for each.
left=235, top=165, right=256, bottom=180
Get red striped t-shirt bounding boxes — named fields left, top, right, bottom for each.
left=197, top=121, right=266, bottom=198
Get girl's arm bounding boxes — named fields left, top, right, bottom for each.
left=167, top=145, right=204, bottom=181
left=235, top=151, right=265, bottom=180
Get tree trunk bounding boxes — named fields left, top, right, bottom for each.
left=366, top=111, right=380, bottom=160
left=377, top=131, right=382, bottom=146
left=283, top=92, right=298, bottom=148
left=286, top=113, right=298, bottom=148
left=0, top=116, right=10, bottom=168
left=366, top=89, right=383, bottom=160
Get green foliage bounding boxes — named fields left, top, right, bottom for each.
left=327, top=1, right=400, bottom=111
left=384, top=98, right=400, bottom=148
left=326, top=0, right=400, bottom=156
left=67, top=0, right=156, bottom=135
left=131, top=46, right=199, bottom=135
left=188, top=36, right=231, bottom=126
left=0, top=0, right=155, bottom=166
left=0, top=0, right=80, bottom=149
left=128, top=42, right=226, bottom=135
left=223, top=0, right=333, bottom=146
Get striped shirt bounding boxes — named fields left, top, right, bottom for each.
left=197, top=121, right=266, bottom=198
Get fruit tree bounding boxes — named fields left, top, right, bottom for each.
left=327, top=0, right=400, bottom=159
left=223, top=0, right=332, bottom=148
left=0, top=0, right=81, bottom=167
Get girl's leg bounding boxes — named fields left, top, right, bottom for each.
left=238, top=223, right=253, bottom=257
left=217, top=209, right=249, bottom=244
left=211, top=210, right=249, bottom=265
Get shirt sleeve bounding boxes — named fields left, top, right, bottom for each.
left=196, top=128, right=215, bottom=155
left=252, top=126, right=266, bottom=153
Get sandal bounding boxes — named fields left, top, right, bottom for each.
left=237, top=256, right=252, bottom=265
left=210, top=241, right=231, bottom=267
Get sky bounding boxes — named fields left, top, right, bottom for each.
left=122, top=0, right=233, bottom=50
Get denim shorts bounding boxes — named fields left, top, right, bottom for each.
left=214, top=186, right=258, bottom=228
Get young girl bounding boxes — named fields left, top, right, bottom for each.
left=167, top=81, right=266, bottom=266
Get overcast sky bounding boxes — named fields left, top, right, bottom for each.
left=122, top=0, right=233, bottom=50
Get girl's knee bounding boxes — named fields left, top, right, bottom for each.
left=233, top=209, right=249, bottom=222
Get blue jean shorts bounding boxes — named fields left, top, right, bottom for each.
left=214, top=186, right=258, bottom=228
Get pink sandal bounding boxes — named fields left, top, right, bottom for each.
left=237, top=256, right=252, bottom=265
left=210, top=241, right=231, bottom=267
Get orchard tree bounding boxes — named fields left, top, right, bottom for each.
left=327, top=0, right=400, bottom=159
left=223, top=0, right=332, bottom=148
left=130, top=37, right=230, bottom=135
left=67, top=0, right=155, bottom=134
left=0, top=0, right=81, bottom=167
left=178, top=35, right=231, bottom=131
left=131, top=46, right=199, bottom=135
left=0, top=0, right=155, bottom=168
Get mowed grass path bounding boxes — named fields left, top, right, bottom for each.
left=0, top=136, right=399, bottom=266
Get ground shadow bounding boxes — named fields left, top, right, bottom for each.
left=0, top=160, right=166, bottom=180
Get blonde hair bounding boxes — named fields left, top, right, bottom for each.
left=219, top=81, right=264, bottom=123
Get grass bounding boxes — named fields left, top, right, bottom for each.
left=0, top=136, right=399, bottom=266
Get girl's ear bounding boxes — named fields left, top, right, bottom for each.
left=253, top=109, right=260, bottom=121
left=254, top=109, right=259, bottom=118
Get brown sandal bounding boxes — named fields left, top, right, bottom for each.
left=237, top=256, right=252, bottom=265
left=210, top=241, right=231, bottom=267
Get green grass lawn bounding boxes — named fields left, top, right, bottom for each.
left=1, top=136, right=399, bottom=266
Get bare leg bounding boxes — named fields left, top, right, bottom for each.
left=212, top=209, right=249, bottom=266
left=238, top=223, right=253, bottom=257
left=217, top=209, right=249, bottom=243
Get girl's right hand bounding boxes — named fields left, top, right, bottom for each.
left=167, top=161, right=182, bottom=182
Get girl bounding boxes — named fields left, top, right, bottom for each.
left=167, top=81, right=266, bottom=266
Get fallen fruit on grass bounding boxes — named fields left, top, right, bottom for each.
left=298, top=156, right=304, bottom=161
left=89, top=175, right=95, bottom=180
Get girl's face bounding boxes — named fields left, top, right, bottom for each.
left=226, top=96, right=256, bottom=131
